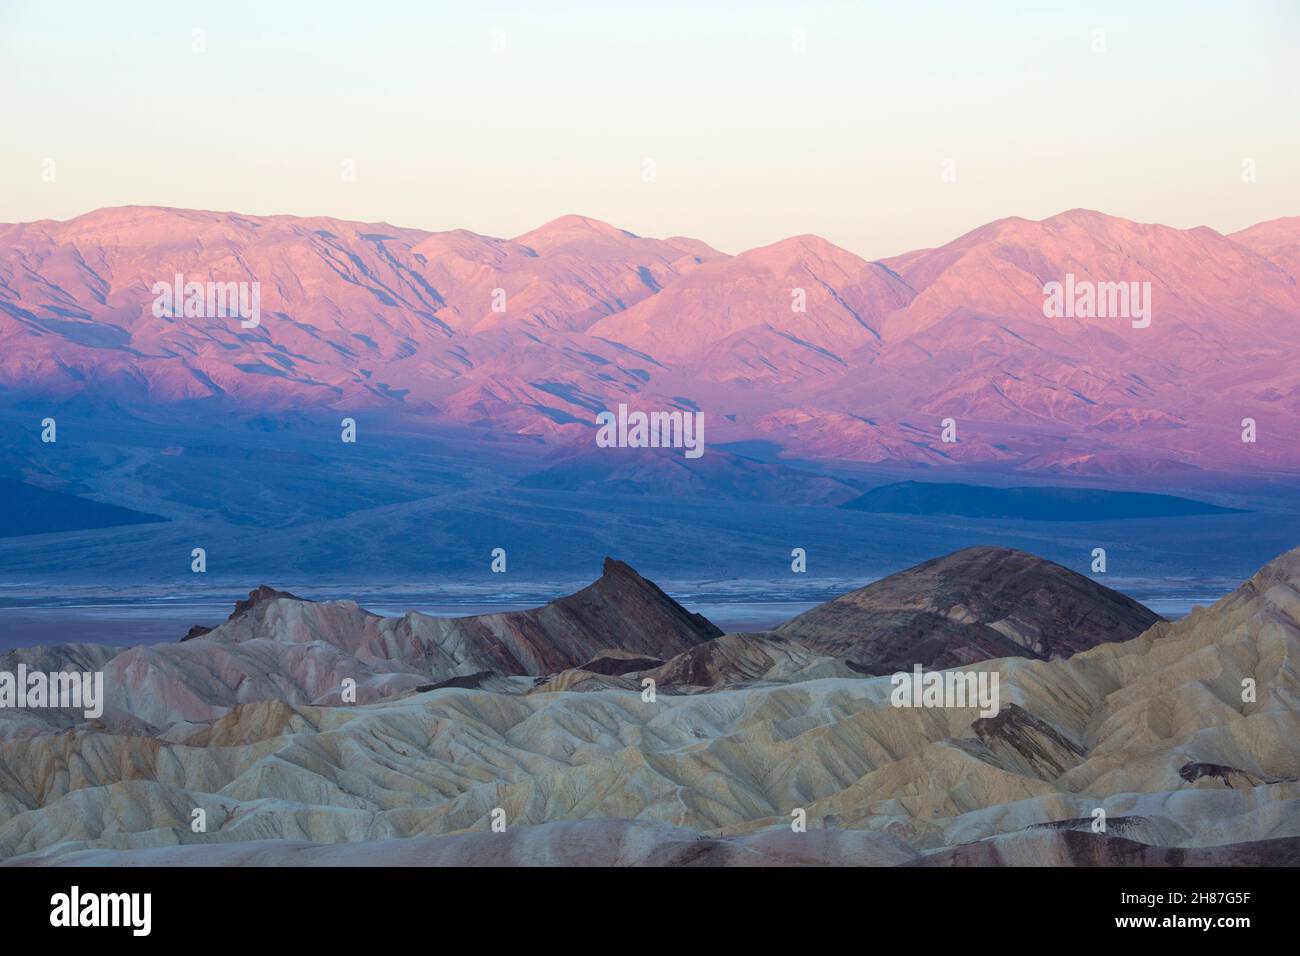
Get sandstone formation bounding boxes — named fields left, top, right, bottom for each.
left=0, top=558, right=720, bottom=730
left=1, top=546, right=1297, bottom=866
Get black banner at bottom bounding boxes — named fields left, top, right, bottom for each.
left=0, top=864, right=1289, bottom=942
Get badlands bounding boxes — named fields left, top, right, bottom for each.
left=1, top=546, right=1298, bottom=866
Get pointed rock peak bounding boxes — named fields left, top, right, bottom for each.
left=513, top=214, right=638, bottom=247
left=744, top=233, right=860, bottom=259
left=595, top=556, right=680, bottom=602
left=1032, top=207, right=1167, bottom=237
left=1047, top=207, right=1108, bottom=223
left=733, top=233, right=873, bottom=275
left=229, top=585, right=307, bottom=621
left=602, top=555, right=638, bottom=578
left=557, top=556, right=723, bottom=642
left=182, top=584, right=309, bottom=641
left=786, top=232, right=848, bottom=248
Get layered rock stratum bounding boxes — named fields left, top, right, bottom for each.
left=1, top=546, right=1297, bottom=866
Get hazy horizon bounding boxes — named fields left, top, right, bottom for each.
left=5, top=201, right=1298, bottom=261
left=4, top=0, right=1298, bottom=259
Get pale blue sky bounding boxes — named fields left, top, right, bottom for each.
left=2, top=0, right=1297, bottom=258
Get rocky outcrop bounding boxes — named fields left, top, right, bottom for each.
left=227, top=585, right=307, bottom=623
left=531, top=634, right=857, bottom=695
left=515, top=557, right=723, bottom=659
left=913, top=831, right=1300, bottom=867
left=204, top=558, right=719, bottom=672
left=962, top=704, right=1090, bottom=780
left=641, top=633, right=856, bottom=690
left=180, top=586, right=306, bottom=641
left=575, top=650, right=665, bottom=676
left=775, top=546, right=1163, bottom=674
left=2, top=546, right=1298, bottom=866
left=0, top=558, right=723, bottom=728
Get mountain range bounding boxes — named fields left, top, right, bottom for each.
left=4, top=206, right=1300, bottom=476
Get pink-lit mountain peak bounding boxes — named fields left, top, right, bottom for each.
left=737, top=232, right=876, bottom=274
left=883, top=206, right=1300, bottom=343
left=514, top=213, right=640, bottom=247
left=511, top=213, right=726, bottom=262
left=587, top=231, right=913, bottom=363
left=7, top=204, right=427, bottom=251
left=1231, top=216, right=1300, bottom=276
left=3, top=204, right=1300, bottom=475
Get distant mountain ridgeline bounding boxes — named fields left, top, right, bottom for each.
left=516, top=445, right=860, bottom=505
left=3, top=206, right=1300, bottom=475
left=842, top=481, right=1247, bottom=521
left=0, top=400, right=1288, bottom=586
left=0, top=478, right=165, bottom=539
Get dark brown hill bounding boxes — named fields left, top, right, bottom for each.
left=775, top=546, right=1163, bottom=674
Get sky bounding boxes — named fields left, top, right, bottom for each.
left=2, top=0, right=1298, bottom=259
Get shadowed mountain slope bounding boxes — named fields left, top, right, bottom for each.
left=842, top=480, right=1243, bottom=521
left=517, top=445, right=860, bottom=505
left=0, top=478, right=165, bottom=538
left=204, top=557, right=721, bottom=668
left=775, top=546, right=1163, bottom=674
